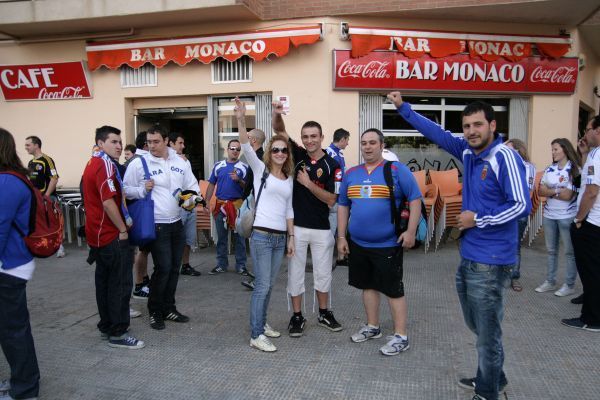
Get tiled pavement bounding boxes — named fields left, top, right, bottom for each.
left=1, top=237, right=598, bottom=400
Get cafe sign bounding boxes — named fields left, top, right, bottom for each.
left=0, top=61, right=92, bottom=101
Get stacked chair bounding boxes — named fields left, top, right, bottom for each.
left=196, top=180, right=216, bottom=247
left=428, top=169, right=463, bottom=251
left=527, top=171, right=545, bottom=246
left=411, top=170, right=440, bottom=253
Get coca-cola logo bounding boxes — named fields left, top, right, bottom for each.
left=338, top=60, right=390, bottom=79
left=530, top=66, right=576, bottom=84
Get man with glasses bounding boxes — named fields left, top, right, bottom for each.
left=205, top=140, right=250, bottom=275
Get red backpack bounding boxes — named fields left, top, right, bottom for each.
left=1, top=171, right=64, bottom=258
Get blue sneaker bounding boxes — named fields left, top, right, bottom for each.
left=108, top=335, right=145, bottom=350
left=350, top=325, right=382, bottom=343
left=379, top=334, right=409, bottom=355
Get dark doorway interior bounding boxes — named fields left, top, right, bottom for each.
left=136, top=108, right=206, bottom=180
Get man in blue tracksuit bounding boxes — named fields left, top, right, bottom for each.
left=388, top=92, right=531, bottom=400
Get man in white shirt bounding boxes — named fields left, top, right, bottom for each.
left=563, top=115, right=600, bottom=332
left=124, top=126, right=200, bottom=331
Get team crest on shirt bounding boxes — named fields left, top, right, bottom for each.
left=360, top=185, right=372, bottom=198
left=36, top=164, right=42, bottom=171
left=316, top=168, right=323, bottom=178
left=481, top=165, right=488, bottom=180
left=559, top=175, right=565, bottom=182
left=589, top=166, right=595, bottom=176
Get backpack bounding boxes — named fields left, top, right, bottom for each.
left=1, top=171, right=64, bottom=258
left=383, top=161, right=427, bottom=248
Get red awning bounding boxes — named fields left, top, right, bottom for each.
left=86, top=25, right=322, bottom=70
left=347, top=26, right=571, bottom=62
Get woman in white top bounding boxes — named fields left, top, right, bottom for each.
left=505, top=139, right=536, bottom=292
left=234, top=97, right=295, bottom=352
left=535, top=138, right=581, bottom=297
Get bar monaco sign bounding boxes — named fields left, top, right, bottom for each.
left=0, top=62, right=92, bottom=101
left=333, top=50, right=578, bottom=94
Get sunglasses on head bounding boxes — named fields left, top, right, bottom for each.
left=271, top=146, right=288, bottom=154
left=229, top=147, right=241, bottom=151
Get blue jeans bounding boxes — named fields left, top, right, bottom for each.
left=456, top=258, right=512, bottom=400
left=512, top=217, right=528, bottom=279
left=215, top=212, right=246, bottom=271
left=148, top=221, right=185, bottom=314
left=249, top=230, right=286, bottom=339
left=543, top=216, right=577, bottom=287
left=0, top=273, right=40, bottom=399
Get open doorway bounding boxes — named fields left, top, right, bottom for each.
left=135, top=107, right=207, bottom=179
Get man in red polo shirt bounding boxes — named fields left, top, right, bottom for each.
left=82, top=125, right=145, bottom=349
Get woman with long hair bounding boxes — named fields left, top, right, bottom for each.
left=505, top=138, right=536, bottom=291
left=535, top=138, right=581, bottom=297
left=234, top=97, right=295, bottom=352
left=0, top=128, right=40, bottom=399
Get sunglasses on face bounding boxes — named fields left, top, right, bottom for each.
left=229, top=147, right=241, bottom=151
left=271, top=147, right=288, bottom=154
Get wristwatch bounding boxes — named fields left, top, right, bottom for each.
left=573, top=218, right=580, bottom=224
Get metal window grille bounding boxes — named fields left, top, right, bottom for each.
left=120, top=64, right=157, bottom=88
left=211, top=56, right=252, bottom=83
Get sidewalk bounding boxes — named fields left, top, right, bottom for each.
left=1, top=238, right=598, bottom=400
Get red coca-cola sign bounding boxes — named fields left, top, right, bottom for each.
left=0, top=61, right=92, bottom=101
left=333, top=50, right=577, bottom=94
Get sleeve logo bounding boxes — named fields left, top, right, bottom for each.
left=335, top=168, right=342, bottom=181
left=107, top=178, right=116, bottom=192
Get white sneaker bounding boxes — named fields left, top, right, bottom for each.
left=535, top=281, right=556, bottom=293
left=56, top=245, right=66, bottom=258
left=264, top=323, right=281, bottom=338
left=554, top=284, right=575, bottom=297
left=129, top=308, right=142, bottom=318
left=250, top=334, right=277, bottom=352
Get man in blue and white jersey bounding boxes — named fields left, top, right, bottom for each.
left=388, top=91, right=531, bottom=400
left=204, top=140, right=250, bottom=276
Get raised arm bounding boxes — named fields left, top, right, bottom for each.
left=235, top=97, right=264, bottom=174
left=234, top=97, right=250, bottom=145
left=271, top=101, right=289, bottom=141
left=387, top=91, right=467, bottom=160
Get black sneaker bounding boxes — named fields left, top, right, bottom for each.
left=164, top=310, right=190, bottom=323
left=241, top=279, right=255, bottom=290
left=288, top=314, right=306, bottom=337
left=209, top=266, right=227, bottom=275
left=132, top=284, right=150, bottom=299
left=561, top=317, right=600, bottom=332
left=571, top=293, right=584, bottom=304
left=238, top=268, right=254, bottom=278
left=181, top=264, right=201, bottom=276
left=318, top=310, right=343, bottom=332
left=149, top=312, right=165, bottom=330
left=458, top=377, right=506, bottom=394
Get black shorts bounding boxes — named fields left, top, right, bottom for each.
left=348, top=239, right=404, bottom=298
